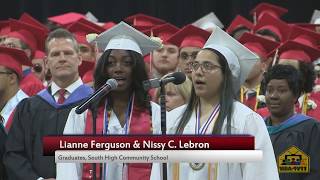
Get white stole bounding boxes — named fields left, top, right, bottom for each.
left=56, top=108, right=87, bottom=180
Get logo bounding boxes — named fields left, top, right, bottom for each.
left=278, top=146, right=309, bottom=173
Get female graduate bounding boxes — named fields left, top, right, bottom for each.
left=157, top=25, right=279, bottom=180
left=62, top=22, right=162, bottom=180
left=264, top=64, right=320, bottom=180
left=85, top=22, right=163, bottom=180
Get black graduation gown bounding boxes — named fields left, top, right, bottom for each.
left=266, top=117, right=320, bottom=180
left=3, top=85, right=92, bottom=180
left=0, top=124, right=7, bottom=180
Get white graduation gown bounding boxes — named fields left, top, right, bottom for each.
left=56, top=102, right=161, bottom=180
left=151, top=101, right=279, bottom=180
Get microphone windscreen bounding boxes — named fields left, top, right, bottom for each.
left=172, top=72, right=186, bottom=85
left=107, top=78, right=118, bottom=89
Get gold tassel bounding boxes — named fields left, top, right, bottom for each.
left=240, top=86, right=244, bottom=103
left=271, top=49, right=279, bottom=67
left=208, top=163, right=218, bottom=180
left=302, top=93, right=308, bottom=114
left=173, top=163, right=179, bottom=180
left=254, top=84, right=261, bottom=111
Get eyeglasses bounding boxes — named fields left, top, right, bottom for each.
left=33, top=64, right=43, bottom=73
left=189, top=62, right=221, bottom=73
left=3, top=43, right=21, bottom=49
left=180, top=51, right=199, bottom=61
left=0, top=71, right=12, bottom=75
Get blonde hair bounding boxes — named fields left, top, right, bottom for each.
left=155, top=77, right=192, bottom=103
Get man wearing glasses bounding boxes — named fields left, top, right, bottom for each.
left=0, top=47, right=31, bottom=131
left=0, top=47, right=31, bottom=179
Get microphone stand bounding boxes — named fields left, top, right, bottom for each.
left=159, top=81, right=167, bottom=180
left=89, top=101, right=99, bottom=180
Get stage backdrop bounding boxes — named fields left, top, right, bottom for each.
left=0, top=0, right=319, bottom=29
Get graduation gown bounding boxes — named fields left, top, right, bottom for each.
left=79, top=102, right=161, bottom=180
left=151, top=101, right=279, bottom=180
left=265, top=115, right=320, bottom=180
left=3, top=84, right=93, bottom=180
left=0, top=124, right=6, bottom=180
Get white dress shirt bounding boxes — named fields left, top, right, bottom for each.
left=51, top=78, right=83, bottom=102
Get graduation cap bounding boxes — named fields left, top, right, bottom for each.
left=239, top=32, right=280, bottom=60
left=0, top=20, right=10, bottom=36
left=288, top=25, right=320, bottom=49
left=19, top=13, right=49, bottom=33
left=76, top=18, right=105, bottom=33
left=192, top=12, right=224, bottom=30
left=0, top=46, right=31, bottom=78
left=67, top=21, right=104, bottom=45
left=167, top=24, right=210, bottom=48
left=253, top=13, right=290, bottom=42
left=85, top=11, right=98, bottom=23
left=93, top=21, right=162, bottom=56
left=124, top=13, right=165, bottom=30
left=33, top=50, right=45, bottom=60
left=292, top=23, right=320, bottom=32
left=79, top=60, right=95, bottom=77
left=251, top=2, right=288, bottom=21
left=150, top=23, right=179, bottom=43
left=226, top=15, right=253, bottom=34
left=7, top=19, right=47, bottom=52
left=310, top=9, right=320, bottom=23
left=273, top=40, right=320, bottom=63
left=48, top=12, right=86, bottom=27
left=203, top=24, right=259, bottom=90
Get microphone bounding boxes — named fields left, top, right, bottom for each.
left=143, top=72, right=186, bottom=90
left=75, top=79, right=118, bottom=114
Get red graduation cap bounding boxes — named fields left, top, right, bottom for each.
left=79, top=60, right=95, bottom=77
left=291, top=23, right=320, bottom=32
left=253, top=13, right=290, bottom=42
left=288, top=25, right=320, bottom=49
left=67, top=21, right=103, bottom=45
left=167, top=24, right=210, bottom=48
left=7, top=19, right=47, bottom=53
left=226, top=15, right=254, bottom=34
left=141, top=28, right=151, bottom=36
left=273, top=40, right=320, bottom=63
left=150, top=23, right=179, bottom=43
left=0, top=20, right=11, bottom=36
left=124, top=13, right=165, bottom=30
left=0, top=46, right=31, bottom=78
left=251, top=2, right=288, bottom=21
left=102, top=21, right=116, bottom=30
left=19, top=13, right=49, bottom=33
left=76, top=18, right=105, bottom=33
left=48, top=12, right=85, bottom=27
left=33, top=50, right=45, bottom=60
left=239, top=32, right=280, bottom=60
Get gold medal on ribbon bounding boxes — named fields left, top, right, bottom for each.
left=189, top=162, right=205, bottom=171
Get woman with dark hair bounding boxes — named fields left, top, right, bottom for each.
left=151, top=25, right=279, bottom=180
left=64, top=22, right=162, bottom=180
left=257, top=40, right=320, bottom=120
left=264, top=64, right=320, bottom=180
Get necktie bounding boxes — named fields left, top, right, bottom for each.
left=57, top=89, right=66, bottom=104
